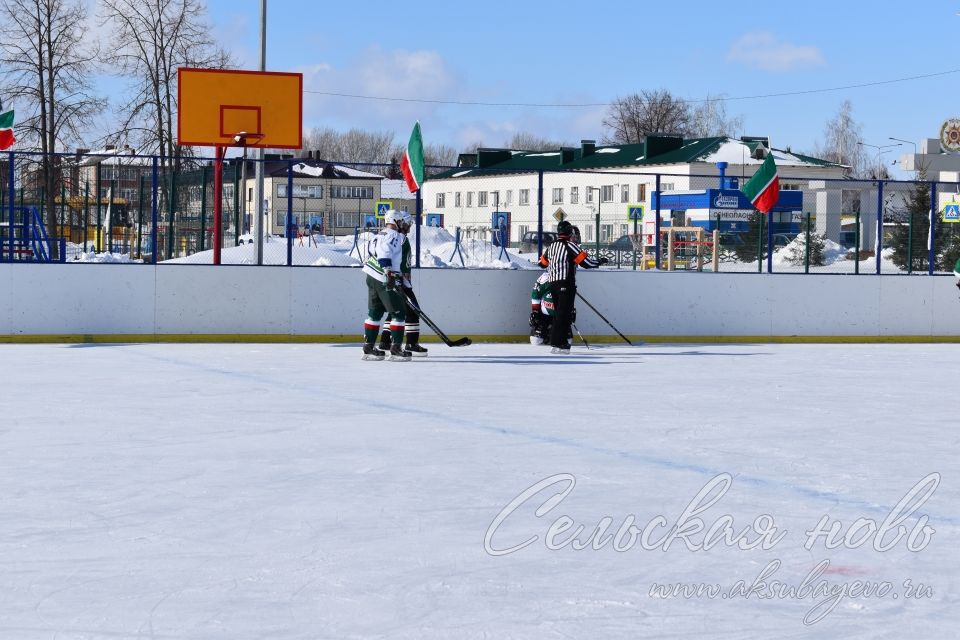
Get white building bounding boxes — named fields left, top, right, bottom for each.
left=422, top=136, right=852, bottom=247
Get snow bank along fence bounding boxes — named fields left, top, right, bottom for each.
left=3, top=151, right=960, bottom=276
left=1, top=264, right=958, bottom=341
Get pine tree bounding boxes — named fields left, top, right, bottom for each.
left=733, top=211, right=766, bottom=264
left=785, top=232, right=826, bottom=267
left=888, top=173, right=933, bottom=271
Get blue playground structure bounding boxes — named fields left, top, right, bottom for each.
left=1, top=206, right=66, bottom=262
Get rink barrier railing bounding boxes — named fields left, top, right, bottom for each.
left=3, top=151, right=960, bottom=276
left=2, top=264, right=959, bottom=341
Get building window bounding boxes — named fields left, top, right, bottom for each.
left=552, top=188, right=563, bottom=205
left=570, top=187, right=579, bottom=204
left=455, top=192, right=461, bottom=207
left=505, top=190, right=513, bottom=205
left=467, top=192, right=474, bottom=207
left=584, top=225, right=593, bottom=242
left=478, top=191, right=488, bottom=207
left=661, top=182, right=675, bottom=192
left=335, top=212, right=360, bottom=227
left=585, top=188, right=595, bottom=204
left=601, top=185, right=615, bottom=203
left=518, top=224, right=529, bottom=237
left=601, top=224, right=614, bottom=243
left=278, top=184, right=323, bottom=198
left=782, top=182, right=801, bottom=191
left=637, top=184, right=646, bottom=201
left=519, top=189, right=530, bottom=206
left=330, top=185, right=372, bottom=199
left=621, top=184, right=630, bottom=203
left=436, top=192, right=446, bottom=208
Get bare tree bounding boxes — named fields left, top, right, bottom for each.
left=0, top=0, right=104, bottom=257
left=811, top=100, right=867, bottom=178
left=689, top=95, right=744, bottom=139
left=601, top=89, right=692, bottom=143
left=503, top=132, right=570, bottom=151
left=301, top=127, right=395, bottom=165
left=99, top=0, right=231, bottom=168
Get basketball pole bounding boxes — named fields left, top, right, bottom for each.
left=213, top=145, right=226, bottom=264
left=254, top=0, right=267, bottom=266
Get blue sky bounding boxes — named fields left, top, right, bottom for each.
left=202, top=0, right=956, bottom=173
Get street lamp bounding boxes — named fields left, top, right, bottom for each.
left=857, top=141, right=901, bottom=178
left=888, top=137, right=917, bottom=155
left=588, top=186, right=602, bottom=254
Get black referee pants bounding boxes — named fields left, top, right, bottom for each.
left=548, top=281, right=575, bottom=349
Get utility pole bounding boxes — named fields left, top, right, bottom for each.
left=254, top=0, right=267, bottom=265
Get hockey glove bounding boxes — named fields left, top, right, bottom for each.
left=529, top=311, right=541, bottom=328
left=385, top=272, right=402, bottom=290
left=598, top=257, right=610, bottom=265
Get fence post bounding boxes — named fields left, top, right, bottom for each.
left=655, top=174, right=661, bottom=270
left=766, top=209, right=773, bottom=273
left=234, top=161, right=240, bottom=246
left=928, top=181, right=937, bottom=275
left=805, top=212, right=811, bottom=274
left=167, top=167, right=176, bottom=259
left=537, top=170, right=544, bottom=255
left=757, top=212, right=763, bottom=273
left=854, top=208, right=860, bottom=275
left=137, top=175, right=145, bottom=260
left=7, top=152, right=13, bottom=262
left=83, top=181, right=89, bottom=253
left=151, top=157, right=158, bottom=264
left=875, top=180, right=884, bottom=274
left=95, top=162, right=102, bottom=252
left=200, top=165, right=208, bottom=253
left=286, top=159, right=294, bottom=266
left=415, top=184, right=422, bottom=268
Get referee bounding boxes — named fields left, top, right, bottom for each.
left=538, top=220, right=607, bottom=353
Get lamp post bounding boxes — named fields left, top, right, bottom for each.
left=857, top=141, right=900, bottom=178
left=589, top=186, right=601, bottom=254
left=889, top=137, right=917, bottom=173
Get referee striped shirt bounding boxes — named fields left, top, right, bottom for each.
left=539, top=238, right=601, bottom=284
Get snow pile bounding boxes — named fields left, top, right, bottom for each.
left=73, top=250, right=140, bottom=263
left=164, top=236, right=361, bottom=267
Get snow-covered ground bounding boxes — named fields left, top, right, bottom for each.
left=0, top=342, right=957, bottom=638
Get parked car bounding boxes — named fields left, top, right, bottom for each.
left=606, top=235, right=638, bottom=251
left=519, top=231, right=557, bottom=254
left=772, top=233, right=796, bottom=249
left=718, top=232, right=745, bottom=247
left=839, top=230, right=858, bottom=250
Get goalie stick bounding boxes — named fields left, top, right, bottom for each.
left=402, top=293, right=472, bottom=347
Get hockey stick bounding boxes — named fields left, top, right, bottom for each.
left=572, top=323, right=591, bottom=349
left=402, top=292, right=472, bottom=347
left=576, top=291, right=633, bottom=345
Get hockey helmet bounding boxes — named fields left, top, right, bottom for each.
left=557, top=220, right=573, bottom=237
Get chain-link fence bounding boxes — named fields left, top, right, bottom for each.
left=3, top=151, right=960, bottom=275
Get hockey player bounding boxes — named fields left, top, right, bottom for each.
left=538, top=220, right=606, bottom=354
left=529, top=272, right=554, bottom=345
left=361, top=210, right=410, bottom=361
left=378, top=213, right=428, bottom=356
left=955, top=257, right=960, bottom=290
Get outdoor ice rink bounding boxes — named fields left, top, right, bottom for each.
left=1, top=342, right=957, bottom=639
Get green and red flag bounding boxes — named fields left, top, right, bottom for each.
left=400, top=121, right=425, bottom=193
left=0, top=109, right=15, bottom=150
left=741, top=153, right=779, bottom=214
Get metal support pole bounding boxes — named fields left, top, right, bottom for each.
left=7, top=152, right=14, bottom=262
left=95, top=163, right=102, bottom=252
left=928, top=181, right=937, bottom=275
left=137, top=175, right=145, bottom=259
left=213, top=146, right=225, bottom=265
left=286, top=159, right=293, bottom=266
left=766, top=210, right=773, bottom=274
left=254, top=0, right=267, bottom=265
left=415, top=186, right=422, bottom=268
left=151, top=156, right=159, bottom=264
left=199, top=165, right=208, bottom=253
left=757, top=213, right=764, bottom=273
left=167, top=167, right=176, bottom=258
left=854, top=208, right=861, bottom=275
left=83, top=181, right=89, bottom=252
left=805, top=211, right=811, bottom=274
left=536, top=171, right=544, bottom=255
left=875, top=180, right=884, bottom=274
left=655, top=174, right=662, bottom=270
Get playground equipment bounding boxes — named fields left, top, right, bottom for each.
left=1, top=206, right=65, bottom=262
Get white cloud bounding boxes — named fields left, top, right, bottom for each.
left=726, top=31, right=824, bottom=72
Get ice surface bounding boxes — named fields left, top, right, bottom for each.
left=0, top=343, right=957, bottom=638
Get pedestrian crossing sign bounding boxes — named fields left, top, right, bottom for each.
left=376, top=201, right=392, bottom=219
left=943, top=203, right=960, bottom=223
left=628, top=204, right=645, bottom=221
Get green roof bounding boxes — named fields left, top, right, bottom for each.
left=431, top=136, right=844, bottom=179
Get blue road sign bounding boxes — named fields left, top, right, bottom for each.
left=943, top=203, right=960, bottom=223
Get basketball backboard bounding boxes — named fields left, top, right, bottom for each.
left=177, top=68, right=302, bottom=149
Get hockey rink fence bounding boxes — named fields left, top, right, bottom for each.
left=1, top=150, right=959, bottom=276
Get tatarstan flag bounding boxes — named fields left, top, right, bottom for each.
left=400, top=121, right=425, bottom=193
left=741, top=153, right=779, bottom=214
left=0, top=110, right=15, bottom=150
